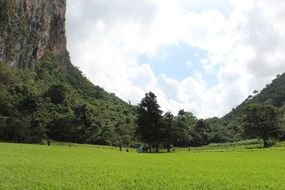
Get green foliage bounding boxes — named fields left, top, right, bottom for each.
left=252, top=73, right=285, bottom=107
left=160, top=112, right=175, bottom=152
left=136, top=94, right=232, bottom=151
left=205, top=117, right=231, bottom=143
left=172, top=110, right=196, bottom=146
left=224, top=73, right=285, bottom=142
left=194, top=119, right=209, bottom=145
left=280, top=106, right=285, bottom=140
left=44, top=84, right=67, bottom=105
left=0, top=62, right=17, bottom=87
left=0, top=91, right=15, bottom=116
left=136, top=92, right=163, bottom=152
left=0, top=55, right=136, bottom=145
left=243, top=104, right=281, bottom=147
left=1, top=56, right=284, bottom=148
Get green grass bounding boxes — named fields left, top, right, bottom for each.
left=176, top=139, right=285, bottom=152
left=0, top=143, right=285, bottom=189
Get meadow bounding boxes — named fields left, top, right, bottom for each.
left=0, top=143, right=285, bottom=190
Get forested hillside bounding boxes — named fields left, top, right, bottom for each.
left=223, top=73, right=285, bottom=140
left=0, top=53, right=136, bottom=146
left=0, top=0, right=136, bottom=146
left=250, top=74, right=285, bottom=106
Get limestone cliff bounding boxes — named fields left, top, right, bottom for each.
left=0, top=0, right=67, bottom=69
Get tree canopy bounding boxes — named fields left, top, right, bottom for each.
left=136, top=92, right=163, bottom=152
left=243, top=104, right=281, bottom=147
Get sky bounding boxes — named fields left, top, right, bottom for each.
left=66, top=0, right=285, bottom=118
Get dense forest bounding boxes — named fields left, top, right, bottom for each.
left=0, top=54, right=137, bottom=146
left=224, top=73, right=285, bottom=142
left=135, top=89, right=285, bottom=151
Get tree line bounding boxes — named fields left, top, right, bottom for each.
left=136, top=92, right=285, bottom=151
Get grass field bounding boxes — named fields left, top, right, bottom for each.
left=0, top=143, right=285, bottom=190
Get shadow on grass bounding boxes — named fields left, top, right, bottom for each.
left=139, top=151, right=177, bottom=154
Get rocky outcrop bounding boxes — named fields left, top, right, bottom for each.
left=0, top=0, right=67, bottom=69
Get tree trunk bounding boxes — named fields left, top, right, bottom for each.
left=167, top=145, right=170, bottom=152
left=69, top=126, right=71, bottom=147
left=263, top=137, right=269, bottom=148
left=155, top=141, right=159, bottom=153
left=119, top=144, right=122, bottom=151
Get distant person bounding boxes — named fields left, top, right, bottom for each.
left=126, top=149, right=129, bottom=152
left=137, top=145, right=143, bottom=153
left=47, top=140, right=51, bottom=146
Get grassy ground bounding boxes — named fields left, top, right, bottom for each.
left=0, top=143, right=285, bottom=190
left=172, top=139, right=285, bottom=152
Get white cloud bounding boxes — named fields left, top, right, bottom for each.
left=66, top=0, right=285, bottom=118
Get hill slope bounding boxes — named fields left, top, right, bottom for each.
left=224, top=73, right=285, bottom=121
left=222, top=73, right=285, bottom=140
left=250, top=73, right=285, bottom=107
left=0, top=0, right=136, bottom=145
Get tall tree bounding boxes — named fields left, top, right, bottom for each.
left=243, top=104, right=281, bottom=147
left=161, top=112, right=175, bottom=152
left=18, top=93, right=47, bottom=143
left=173, top=110, right=195, bottom=147
left=74, top=104, right=102, bottom=143
left=195, top=119, right=208, bottom=146
left=279, top=106, right=285, bottom=140
left=136, top=92, right=162, bottom=152
left=205, top=117, right=229, bottom=143
left=114, top=119, right=134, bottom=151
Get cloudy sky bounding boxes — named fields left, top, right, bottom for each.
left=66, top=0, right=285, bottom=118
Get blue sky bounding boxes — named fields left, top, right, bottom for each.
left=181, top=0, right=234, bottom=18
left=138, top=43, right=218, bottom=87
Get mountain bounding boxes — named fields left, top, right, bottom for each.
left=249, top=74, right=285, bottom=107
left=223, top=73, right=285, bottom=139
left=0, top=0, right=137, bottom=145
left=0, top=0, right=67, bottom=69
left=224, top=73, right=285, bottom=120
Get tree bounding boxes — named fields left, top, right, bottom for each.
left=243, top=104, right=281, bottom=148
left=136, top=92, right=162, bottom=152
left=0, top=92, right=15, bottom=116
left=29, top=118, right=47, bottom=143
left=195, top=119, right=208, bottom=146
left=74, top=104, right=102, bottom=143
left=114, top=120, right=134, bottom=151
left=2, top=117, right=29, bottom=143
left=47, top=114, right=76, bottom=144
left=161, top=112, right=175, bottom=152
left=277, top=106, right=285, bottom=141
left=205, top=117, right=229, bottom=143
left=0, top=61, right=16, bottom=88
left=18, top=93, right=47, bottom=143
left=173, top=110, right=196, bottom=147
left=45, top=85, right=67, bottom=104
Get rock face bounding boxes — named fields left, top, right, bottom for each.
left=0, top=0, right=67, bottom=69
